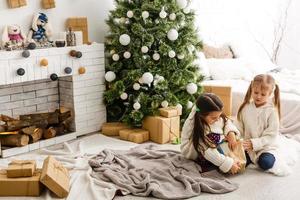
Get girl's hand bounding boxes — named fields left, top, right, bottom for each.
left=226, top=132, right=238, bottom=150
left=243, top=140, right=253, bottom=151
left=230, top=161, right=241, bottom=174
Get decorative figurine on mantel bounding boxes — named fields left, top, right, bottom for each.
left=2, top=24, right=26, bottom=51
left=27, top=13, right=53, bottom=48
left=66, top=27, right=76, bottom=46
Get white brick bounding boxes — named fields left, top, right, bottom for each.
left=86, top=92, right=103, bottom=101
left=39, top=138, right=56, bottom=148
left=55, top=133, right=77, bottom=144
left=85, top=78, right=104, bottom=87
left=48, top=94, right=59, bottom=102
left=37, top=102, right=59, bottom=111
left=23, top=82, right=47, bottom=92
left=93, top=58, right=105, bottom=65
left=58, top=81, right=73, bottom=89
left=73, top=85, right=105, bottom=96
left=86, top=104, right=105, bottom=113
left=0, top=110, right=12, bottom=116
left=0, top=100, right=23, bottom=110
left=47, top=81, right=58, bottom=88
left=73, top=95, right=86, bottom=103
left=82, top=51, right=103, bottom=59
left=0, top=86, right=23, bottom=96
left=24, top=97, right=47, bottom=106
left=11, top=91, right=36, bottom=101
left=28, top=142, right=40, bottom=151
left=36, top=88, right=58, bottom=97
left=75, top=121, right=88, bottom=130
left=59, top=87, right=73, bottom=96
left=13, top=105, right=37, bottom=116
left=0, top=95, right=10, bottom=103
left=1, top=146, right=29, bottom=158
left=86, top=65, right=105, bottom=73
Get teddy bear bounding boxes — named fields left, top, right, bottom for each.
left=27, top=13, right=53, bottom=47
left=2, top=24, right=26, bottom=50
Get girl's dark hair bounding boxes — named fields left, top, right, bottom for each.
left=193, top=93, right=227, bottom=155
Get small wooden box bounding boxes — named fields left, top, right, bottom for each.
left=202, top=85, right=232, bottom=116
left=7, top=0, right=27, bottom=8
left=42, top=0, right=55, bottom=9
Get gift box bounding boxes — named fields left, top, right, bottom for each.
left=0, top=170, right=43, bottom=196
left=42, top=0, right=55, bottom=9
left=7, top=160, right=36, bottom=178
left=40, top=156, right=70, bottom=198
left=142, top=116, right=180, bottom=144
left=219, top=141, right=246, bottom=173
left=119, top=129, right=149, bottom=143
left=101, top=122, right=130, bottom=136
left=7, top=0, right=27, bottom=8
left=159, top=106, right=182, bottom=118
left=202, top=85, right=232, bottom=116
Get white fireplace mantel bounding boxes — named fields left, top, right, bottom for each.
left=0, top=43, right=106, bottom=157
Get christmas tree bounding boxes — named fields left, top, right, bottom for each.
left=104, top=0, right=203, bottom=127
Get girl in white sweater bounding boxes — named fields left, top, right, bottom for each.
left=236, top=74, right=282, bottom=175
left=181, top=93, right=241, bottom=174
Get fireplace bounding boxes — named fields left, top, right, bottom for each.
left=0, top=44, right=106, bottom=157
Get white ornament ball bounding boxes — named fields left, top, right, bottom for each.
left=105, top=71, right=116, bottom=82
left=176, top=0, right=188, bottom=9
left=169, top=13, right=176, bottom=20
left=153, top=53, right=160, bottom=61
left=168, top=50, right=176, bottom=58
left=167, top=29, right=179, bottom=41
left=155, top=19, right=160, bottom=24
left=142, top=72, right=154, bottom=84
left=127, top=11, right=134, bottom=18
left=188, top=44, right=195, bottom=52
left=110, top=50, right=115, bottom=55
left=141, top=46, right=149, bottom=53
left=120, top=92, right=128, bottom=100
left=133, top=102, right=141, bottom=110
left=123, top=51, right=131, bottom=59
left=183, top=7, right=190, bottom=14
left=133, top=83, right=141, bottom=90
left=119, top=17, right=126, bottom=24
left=112, top=54, right=120, bottom=61
left=177, top=54, right=185, bottom=60
left=186, top=83, right=198, bottom=94
left=159, top=10, right=167, bottom=19
left=161, top=100, right=169, bottom=108
left=186, top=101, right=193, bottom=109
left=142, top=11, right=149, bottom=19
left=119, top=34, right=131, bottom=46
left=176, top=104, right=183, bottom=111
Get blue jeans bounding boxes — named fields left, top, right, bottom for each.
left=246, top=152, right=276, bottom=170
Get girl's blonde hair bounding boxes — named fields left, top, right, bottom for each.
left=237, top=74, right=281, bottom=121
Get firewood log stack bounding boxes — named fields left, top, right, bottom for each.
left=0, top=109, right=73, bottom=147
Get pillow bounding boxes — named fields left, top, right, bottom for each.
left=202, top=44, right=234, bottom=59
left=194, top=51, right=210, bottom=79
left=243, top=59, right=278, bottom=75
left=206, top=58, right=253, bottom=80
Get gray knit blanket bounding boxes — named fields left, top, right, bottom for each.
left=88, top=144, right=238, bottom=199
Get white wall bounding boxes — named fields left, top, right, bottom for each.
left=191, top=0, right=298, bottom=69
left=277, top=0, right=300, bottom=70
left=0, top=0, right=114, bottom=43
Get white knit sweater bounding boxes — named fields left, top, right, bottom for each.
left=235, top=101, right=279, bottom=163
left=180, top=107, right=240, bottom=173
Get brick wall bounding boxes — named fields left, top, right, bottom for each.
left=0, top=79, right=60, bottom=118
